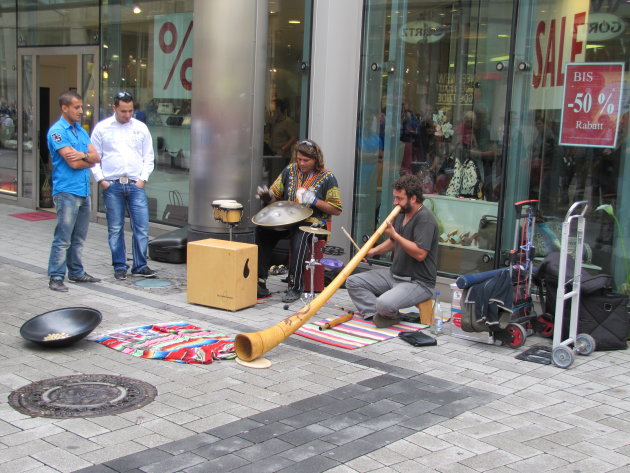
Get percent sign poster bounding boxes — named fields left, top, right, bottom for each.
left=559, top=62, right=624, bottom=148
left=153, top=13, right=193, bottom=100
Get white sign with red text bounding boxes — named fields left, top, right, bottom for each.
left=530, top=0, right=589, bottom=110
left=153, top=13, right=193, bottom=99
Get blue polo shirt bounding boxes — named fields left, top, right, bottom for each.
left=47, top=117, right=92, bottom=197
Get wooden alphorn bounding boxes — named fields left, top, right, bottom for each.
left=235, top=205, right=402, bottom=361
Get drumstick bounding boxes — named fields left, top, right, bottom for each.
left=341, top=226, right=372, bottom=266
left=319, top=312, right=354, bottom=330
left=341, top=226, right=360, bottom=251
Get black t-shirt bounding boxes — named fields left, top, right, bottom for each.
left=391, top=205, right=438, bottom=286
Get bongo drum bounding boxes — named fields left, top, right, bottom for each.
left=212, top=199, right=236, bottom=222
left=220, top=201, right=244, bottom=224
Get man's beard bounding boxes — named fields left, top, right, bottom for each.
left=402, top=202, right=413, bottom=214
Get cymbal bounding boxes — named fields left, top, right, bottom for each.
left=299, top=225, right=331, bottom=235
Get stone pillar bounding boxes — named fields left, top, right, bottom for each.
left=188, top=0, right=267, bottom=242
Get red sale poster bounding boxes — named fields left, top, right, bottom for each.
left=559, top=62, right=624, bottom=148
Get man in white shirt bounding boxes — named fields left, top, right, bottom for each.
left=91, top=92, right=156, bottom=280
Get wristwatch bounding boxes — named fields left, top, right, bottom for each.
left=82, top=152, right=89, bottom=161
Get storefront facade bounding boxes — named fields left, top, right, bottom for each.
left=0, top=0, right=628, bottom=294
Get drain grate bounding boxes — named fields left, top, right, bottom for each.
left=134, top=279, right=173, bottom=288
left=515, top=345, right=552, bottom=365
left=8, top=374, right=157, bottom=418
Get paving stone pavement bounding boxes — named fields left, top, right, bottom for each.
left=0, top=202, right=629, bottom=473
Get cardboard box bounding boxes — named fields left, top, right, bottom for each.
left=187, top=238, right=257, bottom=311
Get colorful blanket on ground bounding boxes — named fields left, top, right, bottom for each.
left=295, top=315, right=422, bottom=349
left=92, top=322, right=236, bottom=364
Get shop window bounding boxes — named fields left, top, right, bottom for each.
left=356, top=0, right=513, bottom=276
left=510, top=0, right=630, bottom=294
left=17, top=0, right=99, bottom=47
left=100, top=1, right=193, bottom=224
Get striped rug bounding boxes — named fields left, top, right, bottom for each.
left=92, top=322, right=236, bottom=364
left=10, top=211, right=56, bottom=221
left=295, top=315, right=423, bottom=349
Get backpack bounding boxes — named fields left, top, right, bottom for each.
left=446, top=157, right=482, bottom=198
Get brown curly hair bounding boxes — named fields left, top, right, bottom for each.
left=393, top=174, right=424, bottom=203
left=293, top=139, right=325, bottom=172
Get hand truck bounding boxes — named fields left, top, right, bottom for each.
left=550, top=200, right=596, bottom=368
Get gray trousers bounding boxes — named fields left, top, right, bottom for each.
left=346, top=268, right=434, bottom=320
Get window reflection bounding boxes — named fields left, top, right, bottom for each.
left=512, top=0, right=629, bottom=293
left=356, top=0, right=511, bottom=275
left=99, top=1, right=311, bottom=225
left=17, top=0, right=99, bottom=47
left=263, top=1, right=310, bottom=186
left=0, top=4, right=17, bottom=196
left=100, top=1, right=193, bottom=223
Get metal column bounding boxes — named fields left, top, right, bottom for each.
left=188, top=0, right=268, bottom=243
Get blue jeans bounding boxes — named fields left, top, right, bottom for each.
left=102, top=182, right=149, bottom=273
left=48, top=192, right=91, bottom=280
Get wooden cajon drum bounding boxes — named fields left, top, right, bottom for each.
left=187, top=238, right=257, bottom=311
left=417, top=299, right=434, bottom=325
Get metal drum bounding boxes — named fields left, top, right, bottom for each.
left=251, top=200, right=313, bottom=230
left=220, top=201, right=244, bottom=224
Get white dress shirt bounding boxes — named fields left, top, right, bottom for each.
left=91, top=115, right=155, bottom=183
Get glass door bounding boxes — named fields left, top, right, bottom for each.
left=355, top=0, right=516, bottom=275
left=17, top=47, right=99, bottom=210
left=18, top=53, right=35, bottom=205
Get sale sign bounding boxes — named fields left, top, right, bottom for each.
left=559, top=62, right=624, bottom=148
left=529, top=0, right=589, bottom=110
left=153, top=13, right=193, bottom=99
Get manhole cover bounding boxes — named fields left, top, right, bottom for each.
left=134, top=279, right=173, bottom=288
left=8, top=374, right=157, bottom=418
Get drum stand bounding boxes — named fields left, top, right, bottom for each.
left=301, top=235, right=322, bottom=305
left=225, top=222, right=238, bottom=241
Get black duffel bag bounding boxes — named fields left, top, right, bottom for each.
left=578, top=292, right=629, bottom=351
left=534, top=252, right=628, bottom=350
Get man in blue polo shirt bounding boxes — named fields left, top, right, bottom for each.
left=47, top=90, right=101, bottom=292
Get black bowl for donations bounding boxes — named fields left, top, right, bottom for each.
left=20, top=307, right=102, bottom=347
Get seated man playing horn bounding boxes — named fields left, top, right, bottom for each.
left=256, top=139, right=343, bottom=303
left=346, top=174, right=438, bottom=327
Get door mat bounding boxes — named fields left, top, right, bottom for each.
left=515, top=345, right=552, bottom=364
left=295, top=315, right=422, bottom=349
left=10, top=211, right=56, bottom=221
left=91, top=322, right=236, bottom=364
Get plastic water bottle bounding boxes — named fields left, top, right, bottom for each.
left=431, top=291, right=443, bottom=335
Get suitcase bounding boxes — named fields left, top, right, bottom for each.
left=148, top=226, right=188, bottom=264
